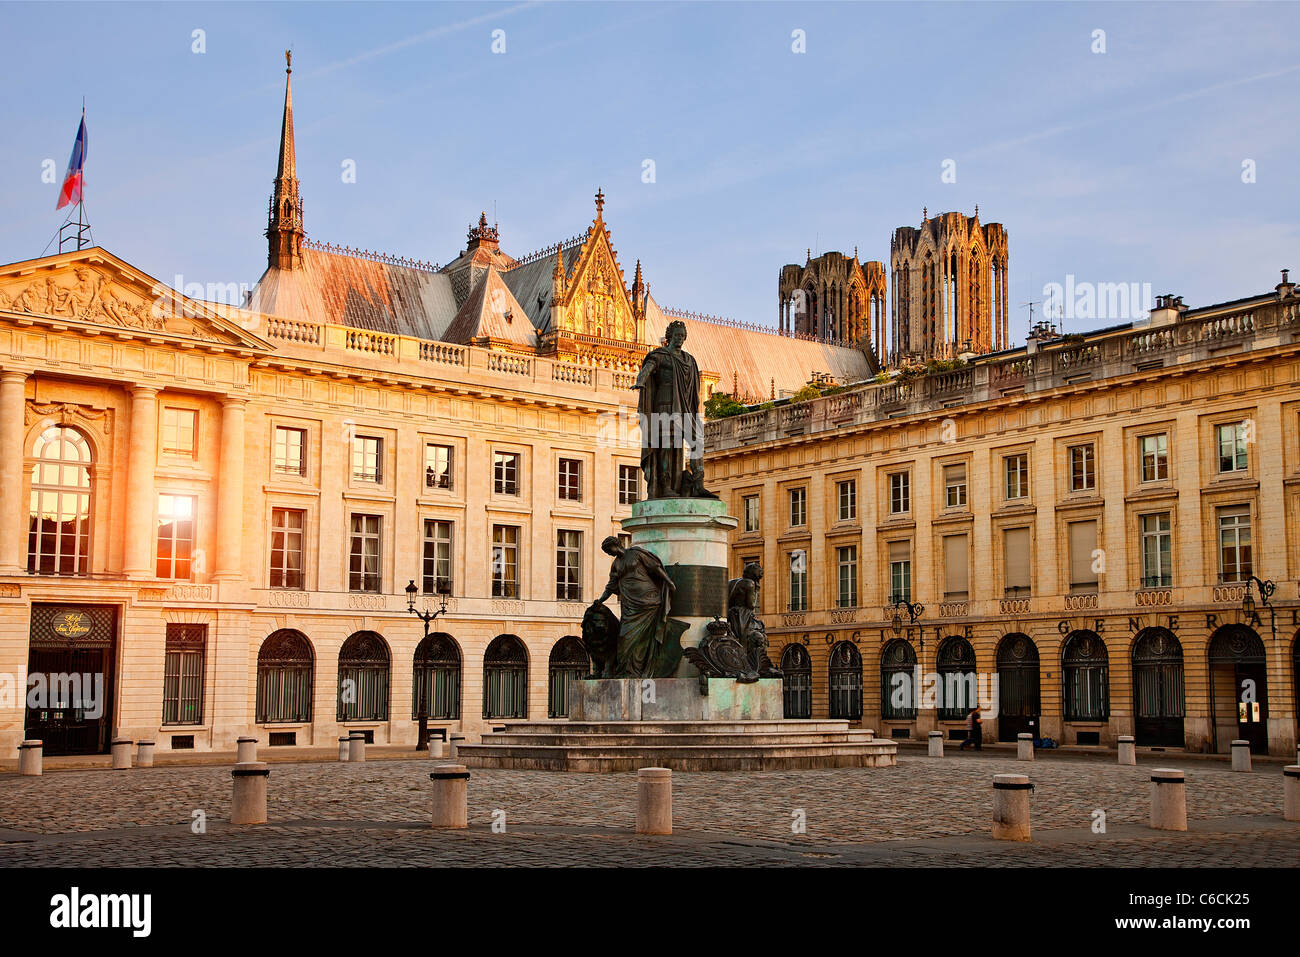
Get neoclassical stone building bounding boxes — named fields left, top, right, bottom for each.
left=706, top=279, right=1300, bottom=756
left=0, top=60, right=871, bottom=756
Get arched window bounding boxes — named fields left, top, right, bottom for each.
left=1062, top=630, right=1109, bottom=720
left=484, top=634, right=528, bottom=719
left=936, top=636, right=977, bottom=721
left=28, top=425, right=93, bottom=576
left=548, top=636, right=590, bottom=718
left=1208, top=624, right=1267, bottom=753
left=780, top=643, right=812, bottom=718
left=996, top=634, right=1040, bottom=741
left=413, top=633, right=461, bottom=720
left=880, top=638, right=918, bottom=720
left=256, top=630, right=313, bottom=723
left=337, top=631, right=390, bottom=722
left=828, top=641, right=862, bottom=720
left=1132, top=628, right=1184, bottom=747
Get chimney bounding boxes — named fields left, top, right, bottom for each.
left=1147, top=293, right=1185, bottom=328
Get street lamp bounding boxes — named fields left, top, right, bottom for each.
left=406, top=576, right=452, bottom=751
left=890, top=597, right=924, bottom=635
left=1242, top=575, right=1277, bottom=647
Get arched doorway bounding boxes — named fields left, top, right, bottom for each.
left=880, top=638, right=918, bottom=720
left=1208, top=625, right=1267, bottom=754
left=828, top=641, right=862, bottom=720
left=997, top=634, right=1040, bottom=742
left=936, top=636, right=977, bottom=721
left=337, top=631, right=390, bottom=722
left=548, top=636, right=590, bottom=718
left=1062, top=630, right=1109, bottom=721
left=780, top=644, right=812, bottom=718
left=484, top=634, right=528, bottom=719
left=1132, top=628, right=1184, bottom=747
left=256, top=629, right=314, bottom=724
left=413, top=633, right=461, bottom=720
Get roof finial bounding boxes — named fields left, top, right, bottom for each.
left=922, top=206, right=928, bottom=221
left=974, top=203, right=979, bottom=217
left=285, top=49, right=292, bottom=74
left=594, top=188, right=605, bottom=217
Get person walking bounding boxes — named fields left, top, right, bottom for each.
left=959, top=706, right=983, bottom=750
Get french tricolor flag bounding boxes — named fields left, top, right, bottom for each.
left=56, top=115, right=88, bottom=210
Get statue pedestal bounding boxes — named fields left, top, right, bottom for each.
left=568, top=677, right=784, bottom=721
left=622, top=498, right=737, bottom=678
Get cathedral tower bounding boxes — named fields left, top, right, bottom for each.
left=266, top=51, right=305, bottom=270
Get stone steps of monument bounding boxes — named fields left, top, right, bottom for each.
left=487, top=720, right=859, bottom=735
left=457, top=738, right=896, bottom=772
left=484, top=731, right=878, bottom=747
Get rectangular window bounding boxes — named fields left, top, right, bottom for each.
left=424, top=443, right=453, bottom=490
left=1217, top=422, right=1248, bottom=473
left=944, top=463, right=967, bottom=509
left=1005, top=453, right=1029, bottom=500
left=558, top=458, right=582, bottom=501
left=422, top=519, right=453, bottom=594
left=351, top=435, right=383, bottom=483
left=943, top=533, right=969, bottom=600
left=556, top=529, right=582, bottom=601
left=889, top=472, right=911, bottom=515
left=1139, top=433, right=1168, bottom=483
left=789, top=488, right=807, bottom=527
left=743, top=495, right=760, bottom=532
left=1004, top=527, right=1031, bottom=596
left=837, top=480, right=857, bottom=522
left=618, top=465, right=640, bottom=506
left=269, top=507, right=305, bottom=588
left=348, top=514, right=382, bottom=592
left=273, top=426, right=307, bottom=477
left=788, top=549, right=807, bottom=611
left=836, top=545, right=858, bottom=607
left=1217, top=505, right=1252, bottom=583
left=492, top=524, right=519, bottom=598
left=1140, top=512, right=1172, bottom=588
left=888, top=540, right=911, bottom=603
left=494, top=452, right=520, bottom=495
left=156, top=494, right=196, bottom=580
left=1069, top=444, right=1096, bottom=492
left=161, top=624, right=206, bottom=725
left=1068, top=520, right=1099, bottom=593
left=161, top=407, right=197, bottom=457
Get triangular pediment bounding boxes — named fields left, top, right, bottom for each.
left=560, top=224, right=638, bottom=343
left=0, top=247, right=270, bottom=351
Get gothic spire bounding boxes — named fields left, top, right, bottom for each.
left=267, top=50, right=305, bottom=270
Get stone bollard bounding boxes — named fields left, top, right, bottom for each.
left=429, top=764, right=469, bottom=829
left=136, top=741, right=155, bottom=768
left=1118, top=735, right=1136, bottom=766
left=636, top=767, right=673, bottom=835
left=428, top=737, right=444, bottom=759
left=17, top=740, right=42, bottom=777
left=449, top=734, right=465, bottom=760
left=236, top=736, right=258, bottom=763
left=111, top=738, right=133, bottom=770
left=1017, top=732, right=1034, bottom=761
left=928, top=730, right=944, bottom=757
left=231, top=762, right=269, bottom=825
left=1231, top=740, right=1251, bottom=772
left=992, top=773, right=1032, bottom=841
left=1150, top=768, right=1187, bottom=831
left=1284, top=767, right=1300, bottom=822
left=348, top=733, right=366, bottom=763
left=338, top=736, right=350, bottom=761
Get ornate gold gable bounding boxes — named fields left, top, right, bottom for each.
left=558, top=228, right=639, bottom=343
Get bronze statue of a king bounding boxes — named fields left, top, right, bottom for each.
left=633, top=319, right=707, bottom=499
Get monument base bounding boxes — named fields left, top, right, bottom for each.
left=569, top=677, right=783, bottom=722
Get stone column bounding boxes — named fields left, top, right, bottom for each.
left=123, top=385, right=159, bottom=579
left=0, top=371, right=28, bottom=574
left=214, top=396, right=247, bottom=581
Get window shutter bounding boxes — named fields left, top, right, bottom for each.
left=943, top=534, right=969, bottom=597
left=1069, top=520, right=1098, bottom=587
left=1004, top=527, right=1030, bottom=591
left=888, top=540, right=909, bottom=564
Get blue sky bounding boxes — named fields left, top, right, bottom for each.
left=1, top=1, right=1297, bottom=338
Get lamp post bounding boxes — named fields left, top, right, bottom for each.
left=406, top=576, right=451, bottom=751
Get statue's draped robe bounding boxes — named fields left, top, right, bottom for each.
left=608, top=546, right=673, bottom=677
left=636, top=345, right=701, bottom=493
left=727, top=577, right=766, bottom=658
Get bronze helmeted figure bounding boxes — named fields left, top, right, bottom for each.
left=634, top=319, right=713, bottom=499
left=586, top=536, right=687, bottom=679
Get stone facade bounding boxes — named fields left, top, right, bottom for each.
left=705, top=276, right=1300, bottom=756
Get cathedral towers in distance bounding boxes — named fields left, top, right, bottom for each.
left=780, top=208, right=1009, bottom=367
